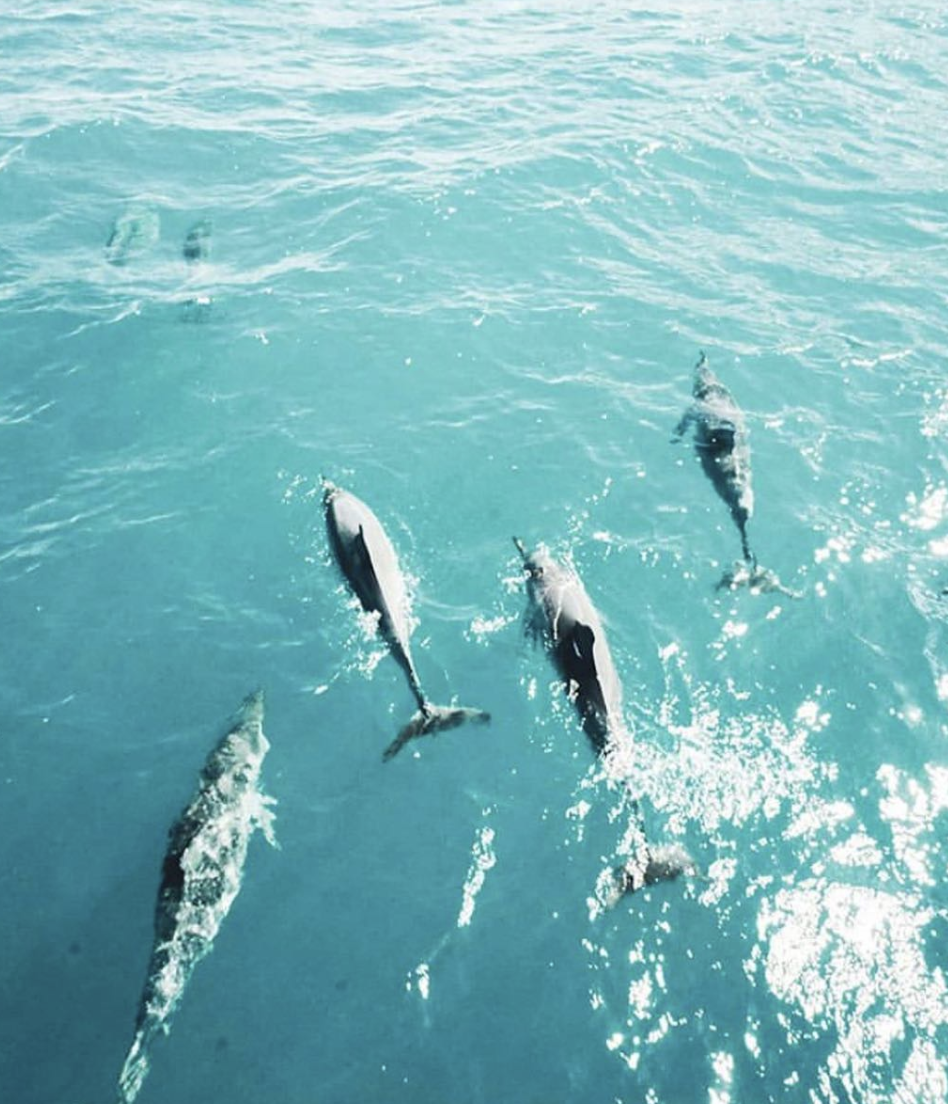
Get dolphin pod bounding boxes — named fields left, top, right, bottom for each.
left=113, top=350, right=789, bottom=1097
left=323, top=479, right=490, bottom=759
left=116, top=692, right=276, bottom=1104
left=513, top=538, right=698, bottom=900
left=103, top=210, right=212, bottom=268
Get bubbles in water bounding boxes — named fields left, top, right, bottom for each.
left=456, top=818, right=497, bottom=929
left=754, top=878, right=948, bottom=1104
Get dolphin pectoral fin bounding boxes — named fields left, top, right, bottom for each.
left=383, top=704, right=491, bottom=761
left=671, top=407, right=695, bottom=442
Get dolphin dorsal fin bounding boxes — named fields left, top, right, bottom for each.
left=709, top=423, right=736, bottom=451
left=349, top=523, right=373, bottom=573
left=571, top=623, right=596, bottom=665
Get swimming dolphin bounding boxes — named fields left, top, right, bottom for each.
left=513, top=538, right=697, bottom=898
left=116, top=691, right=276, bottom=1104
left=672, top=352, right=755, bottom=561
left=105, top=207, right=160, bottom=265
left=514, top=538, right=622, bottom=758
left=180, top=218, right=214, bottom=320
left=324, top=481, right=490, bottom=760
left=183, top=218, right=212, bottom=263
left=672, top=353, right=798, bottom=596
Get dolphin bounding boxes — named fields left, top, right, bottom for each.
left=105, top=206, right=160, bottom=265
left=672, top=353, right=798, bottom=596
left=183, top=218, right=212, bottom=263
left=513, top=538, right=697, bottom=898
left=323, top=481, right=490, bottom=760
left=180, top=218, right=214, bottom=320
left=672, top=352, right=755, bottom=561
left=116, top=691, right=276, bottom=1104
left=513, top=538, right=622, bottom=758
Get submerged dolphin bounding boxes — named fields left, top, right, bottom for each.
left=180, top=218, right=214, bottom=320
left=116, top=692, right=276, bottom=1104
left=673, top=352, right=755, bottom=562
left=323, top=481, right=490, bottom=759
left=673, top=353, right=798, bottom=596
left=513, top=538, right=697, bottom=899
left=183, top=218, right=212, bottom=263
left=105, top=207, right=160, bottom=266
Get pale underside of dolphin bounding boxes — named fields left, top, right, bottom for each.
left=323, top=480, right=489, bottom=759
left=116, top=691, right=276, bottom=1104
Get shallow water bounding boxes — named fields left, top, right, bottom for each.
left=2, top=2, right=948, bottom=1102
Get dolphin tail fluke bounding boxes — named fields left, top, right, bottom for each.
left=383, top=704, right=491, bottom=761
left=715, top=560, right=802, bottom=598
left=116, top=1024, right=158, bottom=1104
left=641, top=842, right=701, bottom=888
left=599, top=842, right=701, bottom=908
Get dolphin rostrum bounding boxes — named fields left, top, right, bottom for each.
left=116, top=691, right=276, bottom=1104
left=513, top=538, right=697, bottom=900
left=324, top=480, right=490, bottom=760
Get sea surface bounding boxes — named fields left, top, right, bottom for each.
left=3, top=2, right=948, bottom=1102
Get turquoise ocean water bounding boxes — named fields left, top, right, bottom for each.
left=3, top=2, right=948, bottom=1101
